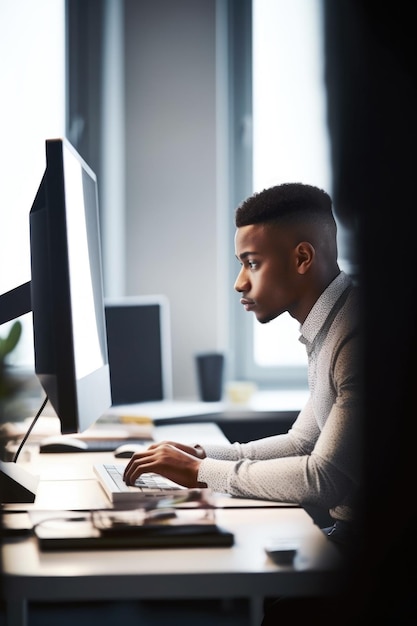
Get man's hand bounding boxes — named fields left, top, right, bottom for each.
left=122, top=441, right=207, bottom=489
left=148, top=440, right=206, bottom=459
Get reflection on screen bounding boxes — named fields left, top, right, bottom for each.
left=63, top=148, right=105, bottom=379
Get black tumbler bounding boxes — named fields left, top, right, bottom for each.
left=195, top=352, right=225, bottom=402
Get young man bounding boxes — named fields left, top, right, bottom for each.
left=124, top=182, right=362, bottom=549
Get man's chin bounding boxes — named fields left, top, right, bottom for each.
left=256, top=314, right=275, bottom=325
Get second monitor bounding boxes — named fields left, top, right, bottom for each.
left=104, top=295, right=173, bottom=405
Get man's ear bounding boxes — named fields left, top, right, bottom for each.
left=295, top=241, right=315, bottom=274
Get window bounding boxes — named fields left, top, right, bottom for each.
left=230, top=0, right=331, bottom=389
left=0, top=0, right=65, bottom=367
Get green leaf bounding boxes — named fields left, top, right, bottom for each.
left=0, top=321, right=22, bottom=360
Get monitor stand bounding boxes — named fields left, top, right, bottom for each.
left=0, top=281, right=32, bottom=325
left=1, top=281, right=37, bottom=503
left=0, top=460, right=39, bottom=503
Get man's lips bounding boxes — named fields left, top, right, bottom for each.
left=240, top=298, right=256, bottom=311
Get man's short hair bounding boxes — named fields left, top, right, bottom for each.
left=235, top=182, right=334, bottom=228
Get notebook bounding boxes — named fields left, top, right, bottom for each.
left=30, top=507, right=234, bottom=550
left=93, top=462, right=187, bottom=504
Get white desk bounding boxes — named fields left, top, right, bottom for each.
left=1, top=423, right=343, bottom=626
left=101, top=389, right=309, bottom=422
left=99, top=392, right=309, bottom=443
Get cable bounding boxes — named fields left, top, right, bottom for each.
left=13, top=394, right=49, bottom=463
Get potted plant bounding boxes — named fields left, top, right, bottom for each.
left=0, top=320, right=23, bottom=422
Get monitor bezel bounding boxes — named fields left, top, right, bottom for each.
left=29, top=137, right=112, bottom=433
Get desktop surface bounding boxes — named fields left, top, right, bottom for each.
left=100, top=390, right=309, bottom=442
left=1, top=505, right=343, bottom=626
left=0, top=422, right=344, bottom=626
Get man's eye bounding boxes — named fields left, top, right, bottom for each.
left=248, top=260, right=258, bottom=270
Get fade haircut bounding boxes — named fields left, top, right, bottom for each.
left=235, top=183, right=336, bottom=231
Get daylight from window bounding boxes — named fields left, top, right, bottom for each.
left=252, top=0, right=331, bottom=368
left=0, top=0, right=65, bottom=366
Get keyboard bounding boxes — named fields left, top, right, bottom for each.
left=93, top=462, right=187, bottom=504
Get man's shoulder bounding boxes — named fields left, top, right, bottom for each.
left=335, top=285, right=361, bottom=348
left=344, top=283, right=361, bottom=318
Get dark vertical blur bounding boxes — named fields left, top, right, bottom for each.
left=323, top=1, right=416, bottom=621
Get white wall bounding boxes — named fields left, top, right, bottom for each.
left=123, top=0, right=228, bottom=399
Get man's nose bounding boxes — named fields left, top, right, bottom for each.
left=234, top=268, right=248, bottom=293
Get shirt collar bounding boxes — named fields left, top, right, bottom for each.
left=300, top=271, right=352, bottom=345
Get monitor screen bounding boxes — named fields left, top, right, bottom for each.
left=29, top=137, right=112, bottom=433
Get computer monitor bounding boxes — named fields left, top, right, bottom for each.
left=105, top=296, right=173, bottom=405
left=0, top=137, right=112, bottom=502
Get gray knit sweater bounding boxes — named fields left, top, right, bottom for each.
left=198, top=271, right=361, bottom=523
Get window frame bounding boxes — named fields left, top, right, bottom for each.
left=226, top=0, right=314, bottom=391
